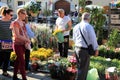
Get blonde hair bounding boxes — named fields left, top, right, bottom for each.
left=0, top=6, right=13, bottom=16
left=17, top=8, right=26, bottom=15
left=58, top=9, right=65, bottom=14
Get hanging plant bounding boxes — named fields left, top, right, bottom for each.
left=24, top=1, right=41, bottom=17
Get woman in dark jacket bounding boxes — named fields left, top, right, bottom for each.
left=0, top=6, right=13, bottom=77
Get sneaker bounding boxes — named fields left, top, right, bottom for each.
left=2, top=72, right=11, bottom=77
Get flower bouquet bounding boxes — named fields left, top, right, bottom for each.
left=53, top=29, right=64, bottom=43
left=67, top=56, right=77, bottom=80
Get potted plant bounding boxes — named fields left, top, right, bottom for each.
left=24, top=1, right=40, bottom=17
left=48, top=56, right=77, bottom=80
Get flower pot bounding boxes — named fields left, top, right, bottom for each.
left=29, top=11, right=38, bottom=17
left=67, top=71, right=76, bottom=80
left=31, top=62, right=39, bottom=71
left=49, top=64, right=59, bottom=79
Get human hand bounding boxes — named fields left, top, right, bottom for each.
left=26, top=38, right=31, bottom=43
left=62, top=29, right=67, bottom=33
left=94, top=50, right=99, bottom=56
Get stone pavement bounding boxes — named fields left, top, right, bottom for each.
left=0, top=49, right=74, bottom=80
left=0, top=68, right=53, bottom=80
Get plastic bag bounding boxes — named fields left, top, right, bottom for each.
left=87, top=68, right=99, bottom=80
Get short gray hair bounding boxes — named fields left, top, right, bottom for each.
left=81, top=12, right=90, bottom=20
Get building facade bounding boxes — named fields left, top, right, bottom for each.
left=1, top=0, right=111, bottom=13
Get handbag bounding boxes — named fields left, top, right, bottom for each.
left=0, top=40, right=13, bottom=52
left=79, top=28, right=95, bottom=56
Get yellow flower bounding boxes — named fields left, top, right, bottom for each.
left=53, top=29, right=62, bottom=35
left=30, top=48, right=54, bottom=60
left=10, top=48, right=53, bottom=61
left=10, top=52, right=17, bottom=61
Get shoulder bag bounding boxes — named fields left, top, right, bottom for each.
left=79, top=28, right=95, bottom=56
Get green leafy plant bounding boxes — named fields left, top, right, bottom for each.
left=107, top=29, right=120, bottom=48
left=85, top=7, right=106, bottom=44
left=48, top=56, right=77, bottom=80
left=90, top=56, right=120, bottom=77
left=24, top=1, right=41, bottom=14
left=116, top=1, right=120, bottom=8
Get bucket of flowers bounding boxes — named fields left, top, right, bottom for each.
left=67, top=56, right=77, bottom=80
left=48, top=56, right=77, bottom=80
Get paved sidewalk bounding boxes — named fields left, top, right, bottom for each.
left=0, top=69, right=52, bottom=80
left=0, top=50, right=74, bottom=80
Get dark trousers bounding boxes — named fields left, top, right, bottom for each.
left=0, top=51, right=11, bottom=72
left=25, top=49, right=30, bottom=70
left=13, top=45, right=26, bottom=79
left=74, top=47, right=90, bottom=80
left=58, top=35, right=69, bottom=57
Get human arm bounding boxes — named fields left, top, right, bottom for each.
left=26, top=24, right=35, bottom=38
left=87, top=25, right=99, bottom=56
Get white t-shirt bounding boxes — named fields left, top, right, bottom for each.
left=56, top=16, right=71, bottom=36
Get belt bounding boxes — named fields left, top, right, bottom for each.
left=75, top=46, right=88, bottom=50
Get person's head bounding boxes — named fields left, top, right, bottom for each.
left=17, top=8, right=27, bottom=21
left=57, top=9, right=65, bottom=18
left=0, top=6, right=13, bottom=20
left=81, top=12, right=91, bottom=22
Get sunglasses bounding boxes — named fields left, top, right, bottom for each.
left=21, top=12, right=26, bottom=15
left=9, top=14, right=13, bottom=16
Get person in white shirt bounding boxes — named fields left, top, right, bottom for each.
left=73, top=12, right=99, bottom=80
left=55, top=9, right=72, bottom=57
